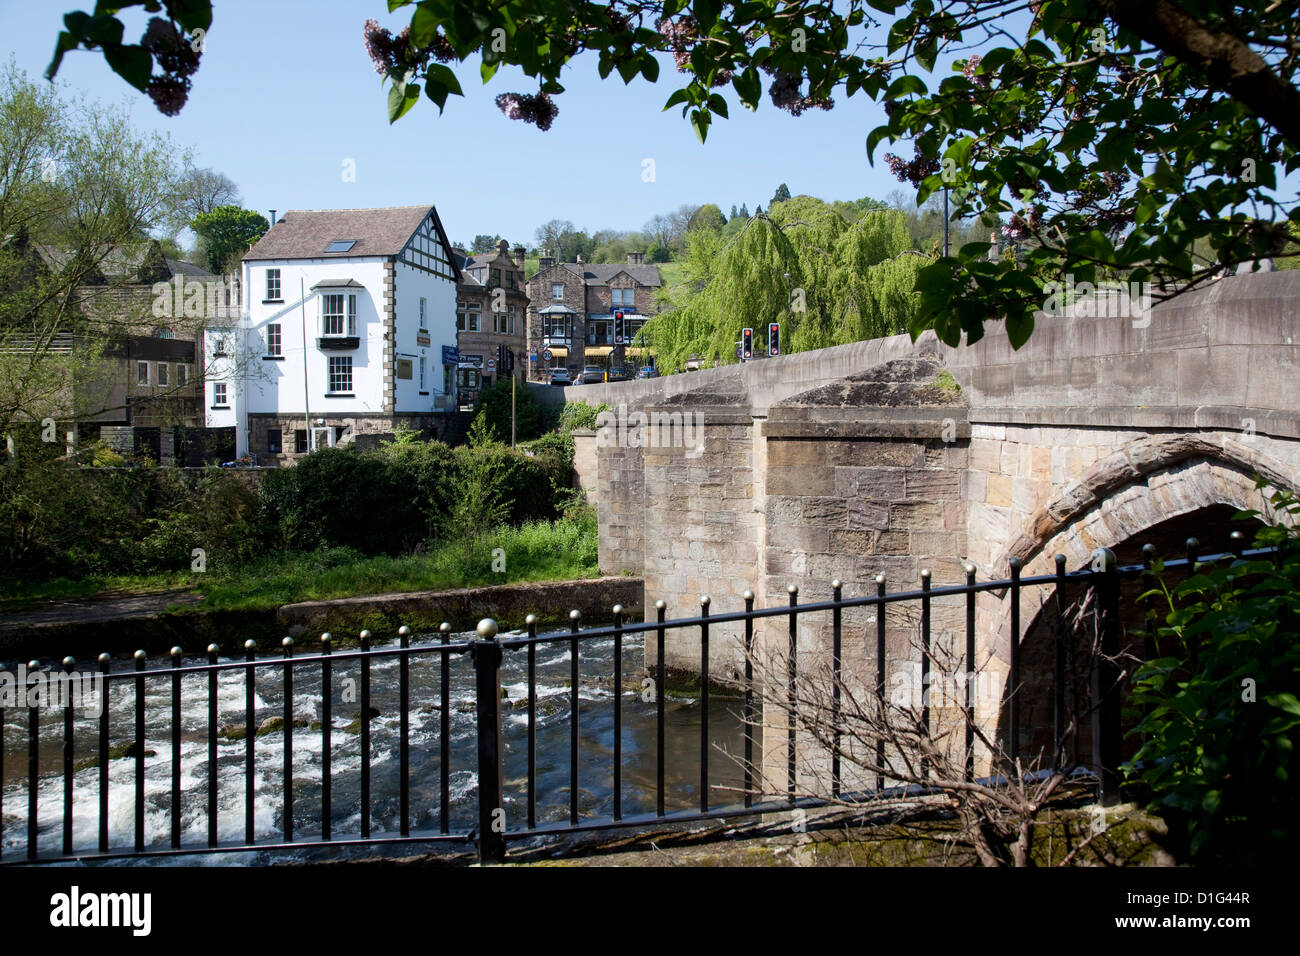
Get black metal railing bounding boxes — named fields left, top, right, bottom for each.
left=0, top=535, right=1268, bottom=865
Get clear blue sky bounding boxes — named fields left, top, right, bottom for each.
left=0, top=1, right=908, bottom=248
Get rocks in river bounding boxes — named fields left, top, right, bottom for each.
left=509, top=694, right=568, bottom=718
left=343, top=707, right=382, bottom=734
left=256, top=716, right=310, bottom=737
left=74, top=740, right=155, bottom=771
left=218, top=717, right=310, bottom=740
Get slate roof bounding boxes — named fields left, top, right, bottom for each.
left=243, top=205, right=437, bottom=261
left=558, top=262, right=662, bottom=287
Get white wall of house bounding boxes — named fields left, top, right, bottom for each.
left=203, top=325, right=240, bottom=433
left=393, top=258, right=457, bottom=410
left=241, top=257, right=390, bottom=422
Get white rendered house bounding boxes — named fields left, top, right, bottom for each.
left=211, top=205, right=462, bottom=461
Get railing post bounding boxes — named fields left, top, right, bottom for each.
left=1091, top=547, right=1122, bottom=804
left=471, top=618, right=506, bottom=864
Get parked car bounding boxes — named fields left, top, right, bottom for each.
left=607, top=365, right=632, bottom=382
left=548, top=367, right=571, bottom=386
left=581, top=365, right=606, bottom=384
left=636, top=365, right=659, bottom=379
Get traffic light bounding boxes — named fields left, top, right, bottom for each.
left=742, top=327, right=753, bottom=360
left=497, top=342, right=505, bottom=371
left=614, top=310, right=625, bottom=345
left=769, top=322, right=780, bottom=356
left=506, top=348, right=515, bottom=375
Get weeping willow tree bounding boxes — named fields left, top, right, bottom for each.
left=638, top=196, right=927, bottom=372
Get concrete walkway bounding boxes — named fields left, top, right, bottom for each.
left=0, top=589, right=204, bottom=632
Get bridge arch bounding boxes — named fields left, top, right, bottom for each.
left=983, top=434, right=1299, bottom=768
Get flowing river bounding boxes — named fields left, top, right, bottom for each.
left=1, top=629, right=757, bottom=862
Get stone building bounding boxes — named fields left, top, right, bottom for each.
left=524, top=252, right=660, bottom=382
left=453, top=239, right=528, bottom=406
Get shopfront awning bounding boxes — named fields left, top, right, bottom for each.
left=585, top=346, right=614, bottom=358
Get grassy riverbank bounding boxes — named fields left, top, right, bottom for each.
left=0, top=515, right=599, bottom=615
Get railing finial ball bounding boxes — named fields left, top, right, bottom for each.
left=62, top=656, right=75, bottom=668
left=359, top=629, right=372, bottom=642
left=281, top=637, right=292, bottom=648
left=831, top=579, right=842, bottom=591
left=742, top=590, right=754, bottom=602
left=920, top=567, right=931, bottom=579
left=569, top=609, right=582, bottom=621
left=171, top=646, right=184, bottom=657
left=476, top=618, right=499, bottom=640
left=320, top=633, right=331, bottom=644
left=207, top=643, right=220, bottom=654
left=398, top=625, right=412, bottom=638
left=439, top=622, right=452, bottom=634
left=612, top=604, right=624, bottom=617
left=787, top=584, right=798, bottom=595
left=243, top=640, right=256, bottom=651
left=875, top=573, right=886, bottom=585
left=963, top=562, right=976, bottom=576
left=699, top=594, right=710, bottom=607
left=98, top=652, right=111, bottom=664
left=133, top=649, right=147, bottom=660
left=655, top=600, right=666, bottom=611
left=525, top=614, right=537, bottom=626
left=28, top=659, right=40, bottom=670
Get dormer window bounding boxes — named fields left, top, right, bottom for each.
left=325, top=240, right=357, bottom=253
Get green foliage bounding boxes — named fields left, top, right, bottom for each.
left=642, top=199, right=921, bottom=373
left=0, top=62, right=190, bottom=437
left=340, top=1, right=1299, bottom=348
left=190, top=205, right=269, bottom=274
left=257, top=446, right=416, bottom=555
left=447, top=439, right=510, bottom=541
left=557, top=400, right=609, bottom=433
left=195, top=513, right=598, bottom=612
left=1125, top=484, right=1300, bottom=864
left=470, top=376, right=545, bottom=443
left=687, top=203, right=727, bottom=232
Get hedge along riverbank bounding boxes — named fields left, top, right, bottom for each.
left=0, top=435, right=574, bottom=586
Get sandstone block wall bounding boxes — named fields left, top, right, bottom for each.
left=641, top=409, right=758, bottom=683
left=596, top=440, right=644, bottom=575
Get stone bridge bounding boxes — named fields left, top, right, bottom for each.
left=565, top=271, right=1300, bottom=787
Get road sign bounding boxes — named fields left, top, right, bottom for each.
left=543, top=349, right=553, bottom=361
left=486, top=358, right=496, bottom=370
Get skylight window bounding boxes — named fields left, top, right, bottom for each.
left=326, top=240, right=357, bottom=253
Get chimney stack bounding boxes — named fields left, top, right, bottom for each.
left=989, top=231, right=1001, bottom=262
left=269, top=210, right=277, bottom=226
left=539, top=247, right=555, bottom=271
left=627, top=251, right=644, bottom=265
left=512, top=243, right=526, bottom=266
